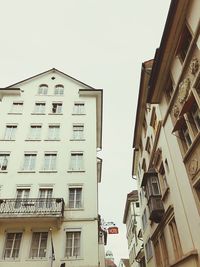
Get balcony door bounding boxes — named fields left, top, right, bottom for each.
left=38, top=189, right=53, bottom=208
left=15, top=189, right=30, bottom=209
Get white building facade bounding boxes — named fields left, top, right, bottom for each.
left=0, top=68, right=103, bottom=267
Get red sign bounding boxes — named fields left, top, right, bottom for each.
left=108, top=227, right=119, bottom=234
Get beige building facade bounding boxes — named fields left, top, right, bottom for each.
left=132, top=1, right=200, bottom=267
left=0, top=68, right=103, bottom=267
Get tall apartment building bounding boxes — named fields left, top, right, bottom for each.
left=0, top=68, right=103, bottom=267
left=132, top=0, right=200, bottom=267
left=123, top=191, right=145, bottom=267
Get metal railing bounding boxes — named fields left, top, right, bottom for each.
left=0, top=198, right=64, bottom=217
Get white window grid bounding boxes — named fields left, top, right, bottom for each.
left=11, top=102, right=23, bottom=113
left=52, top=103, right=62, bottom=114
left=43, top=154, right=57, bottom=170
left=69, top=188, right=82, bottom=208
left=0, top=154, right=9, bottom=171
left=54, top=84, right=64, bottom=95
left=73, top=103, right=85, bottom=114
left=34, top=103, right=45, bottom=113
left=28, top=125, right=42, bottom=140
left=29, top=232, right=48, bottom=258
left=3, top=232, right=22, bottom=259
left=72, top=125, right=84, bottom=140
left=48, top=125, right=60, bottom=140
left=69, top=153, right=84, bottom=171
left=22, top=154, right=36, bottom=170
left=65, top=231, right=81, bottom=258
left=38, top=84, right=48, bottom=95
left=4, top=125, right=17, bottom=140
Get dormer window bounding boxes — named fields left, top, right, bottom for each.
left=54, top=84, right=64, bottom=95
left=38, top=84, right=48, bottom=95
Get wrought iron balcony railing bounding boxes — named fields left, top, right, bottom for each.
left=0, top=198, right=64, bottom=218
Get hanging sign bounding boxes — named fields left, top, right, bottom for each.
left=108, top=227, right=119, bottom=234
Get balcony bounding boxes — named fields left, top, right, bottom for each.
left=0, top=198, right=64, bottom=220
left=148, top=196, right=164, bottom=223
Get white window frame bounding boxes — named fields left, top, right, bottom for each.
left=29, top=232, right=48, bottom=259
left=73, top=102, right=85, bottom=115
left=69, top=152, right=84, bottom=171
left=38, top=84, right=48, bottom=95
left=22, top=153, right=37, bottom=171
left=51, top=102, right=62, bottom=114
left=54, top=84, right=64, bottom=95
left=34, top=102, right=46, bottom=114
left=28, top=125, right=42, bottom=140
left=43, top=153, right=57, bottom=170
left=3, top=232, right=23, bottom=259
left=68, top=187, right=83, bottom=209
left=4, top=125, right=17, bottom=140
left=72, top=124, right=84, bottom=140
left=0, top=153, right=10, bottom=171
left=65, top=229, right=81, bottom=258
left=48, top=125, right=60, bottom=140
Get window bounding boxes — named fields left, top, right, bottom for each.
left=54, top=84, right=64, bottom=95
left=43, top=153, right=57, bottom=170
left=34, top=102, right=45, bottom=113
left=48, top=125, right=60, bottom=140
left=69, top=188, right=82, bottom=208
left=176, top=23, right=192, bottom=63
left=145, top=137, right=151, bottom=154
left=165, top=77, right=174, bottom=102
left=191, top=102, right=200, bottom=131
left=15, top=188, right=30, bottom=208
left=11, top=102, right=23, bottom=113
left=73, top=103, right=85, bottom=114
left=69, top=152, right=84, bottom=171
left=151, top=177, right=160, bottom=195
left=22, top=154, right=36, bottom=170
left=150, top=107, right=158, bottom=133
left=169, top=218, right=182, bottom=260
left=29, top=232, right=48, bottom=258
left=180, top=121, right=192, bottom=148
left=143, top=117, right=147, bottom=137
left=0, top=154, right=9, bottom=171
left=160, top=233, right=169, bottom=266
left=72, top=125, right=84, bottom=140
left=142, top=208, right=147, bottom=230
left=38, top=188, right=53, bottom=208
left=136, top=202, right=140, bottom=208
left=4, top=125, right=17, bottom=140
left=145, top=239, right=153, bottom=261
left=51, top=103, right=62, bottom=114
left=159, top=163, right=168, bottom=193
left=28, top=125, right=42, bottom=140
left=142, top=158, right=146, bottom=172
left=65, top=231, right=81, bottom=258
left=3, top=232, right=22, bottom=259
left=38, top=84, right=48, bottom=95
left=154, top=240, right=162, bottom=267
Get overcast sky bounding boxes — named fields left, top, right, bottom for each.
left=0, top=0, right=171, bottom=264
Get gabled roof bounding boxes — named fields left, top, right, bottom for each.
left=6, top=68, right=95, bottom=89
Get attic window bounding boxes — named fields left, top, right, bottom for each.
left=51, top=77, right=55, bottom=80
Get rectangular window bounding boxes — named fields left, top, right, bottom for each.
left=65, top=231, right=81, bottom=257
left=51, top=103, right=62, bottom=114
left=39, top=188, right=53, bottom=208
left=69, top=152, right=84, bottom=171
left=11, top=102, right=23, bottom=113
left=22, top=154, right=36, bottom=170
left=43, top=153, right=57, bottom=170
left=191, top=102, right=200, bottom=131
left=3, top=232, right=22, bottom=259
left=4, top=125, right=17, bottom=140
left=169, top=218, right=182, bottom=260
left=15, top=188, right=30, bottom=208
left=154, top=240, right=162, bottom=267
left=72, top=125, right=84, bottom=140
left=34, top=102, right=45, bottom=113
left=69, top=188, right=82, bottom=208
left=73, top=103, right=85, bottom=114
left=142, top=208, right=147, bottom=230
left=28, top=125, right=42, bottom=140
left=181, top=122, right=192, bottom=148
left=0, top=154, right=10, bottom=171
left=151, top=177, right=161, bottom=195
left=159, top=163, right=168, bottom=193
left=48, top=125, right=60, bottom=140
left=176, top=24, right=192, bottom=63
left=145, top=239, right=153, bottom=261
left=160, top=233, right=169, bottom=266
left=29, top=232, right=48, bottom=258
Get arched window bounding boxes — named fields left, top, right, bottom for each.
left=38, top=84, right=48, bottom=95
left=54, top=84, right=64, bottom=95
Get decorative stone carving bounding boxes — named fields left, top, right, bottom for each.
left=178, top=78, right=190, bottom=103
left=189, top=57, right=199, bottom=75
left=173, top=104, right=179, bottom=117
left=188, top=159, right=199, bottom=175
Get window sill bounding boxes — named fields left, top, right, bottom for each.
left=72, top=113, right=86, bottom=115
left=44, top=139, right=61, bottom=141
left=170, top=249, right=198, bottom=267
left=0, top=139, right=15, bottom=141
left=18, top=170, right=36, bottom=173
left=70, top=139, right=85, bottom=141
left=7, top=112, right=22, bottom=115
left=60, top=257, right=83, bottom=261
left=0, top=170, right=8, bottom=173
left=26, top=258, right=48, bottom=261
left=0, top=259, right=20, bottom=262
left=39, top=170, right=58, bottom=173
left=66, top=208, right=84, bottom=211
left=67, top=170, right=85, bottom=173
left=48, top=113, right=63, bottom=115
left=31, top=113, right=46, bottom=115
left=25, top=139, right=41, bottom=141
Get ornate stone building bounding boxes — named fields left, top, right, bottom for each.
left=132, top=0, right=200, bottom=266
